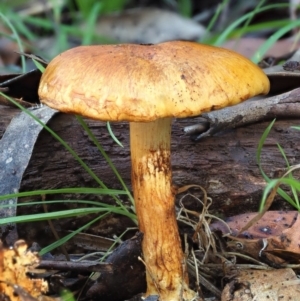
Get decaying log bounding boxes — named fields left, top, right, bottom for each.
left=1, top=105, right=299, bottom=220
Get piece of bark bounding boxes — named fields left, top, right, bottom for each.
left=38, top=260, right=113, bottom=273
left=0, top=105, right=299, bottom=220
left=0, top=69, right=41, bottom=105
left=86, top=232, right=146, bottom=301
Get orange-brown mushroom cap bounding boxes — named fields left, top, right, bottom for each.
left=38, top=41, right=270, bottom=122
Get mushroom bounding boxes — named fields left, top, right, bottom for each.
left=38, top=41, right=270, bottom=301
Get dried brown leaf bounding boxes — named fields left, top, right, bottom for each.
left=222, top=268, right=300, bottom=301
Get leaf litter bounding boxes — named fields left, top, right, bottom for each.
left=176, top=185, right=300, bottom=300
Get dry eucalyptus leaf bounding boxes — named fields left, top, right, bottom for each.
left=223, top=37, right=300, bottom=59
left=262, top=48, right=300, bottom=94
left=93, top=8, right=206, bottom=44
left=0, top=106, right=57, bottom=245
left=266, top=214, right=300, bottom=259
left=267, top=70, right=300, bottom=95
left=0, top=240, right=48, bottom=301
left=222, top=268, right=300, bottom=301
left=210, top=211, right=298, bottom=239
left=212, top=211, right=300, bottom=266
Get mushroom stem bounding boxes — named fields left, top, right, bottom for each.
left=130, top=118, right=196, bottom=301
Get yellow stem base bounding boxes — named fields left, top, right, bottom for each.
left=130, top=118, right=197, bottom=301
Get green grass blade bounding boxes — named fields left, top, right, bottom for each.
left=0, top=207, right=136, bottom=224
left=0, top=11, right=26, bottom=72
left=251, top=19, right=300, bottom=63
left=0, top=200, right=134, bottom=222
left=238, top=0, right=266, bottom=38
left=76, top=116, right=135, bottom=207
left=59, top=290, right=75, bottom=301
left=0, top=187, right=127, bottom=202
left=11, top=12, right=36, bottom=41
left=256, top=119, right=276, bottom=180
left=82, top=2, right=102, bottom=45
left=0, top=92, right=136, bottom=221
left=0, top=92, right=109, bottom=191
left=0, top=199, right=129, bottom=209
left=201, top=0, right=230, bottom=42
left=107, top=122, right=124, bottom=148
left=32, top=59, right=46, bottom=72
left=276, top=143, right=299, bottom=209
left=40, top=212, right=109, bottom=255
left=257, top=119, right=296, bottom=210
left=276, top=143, right=289, bottom=168
left=178, top=0, right=192, bottom=18
left=0, top=208, right=106, bottom=223
left=214, top=3, right=289, bottom=46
